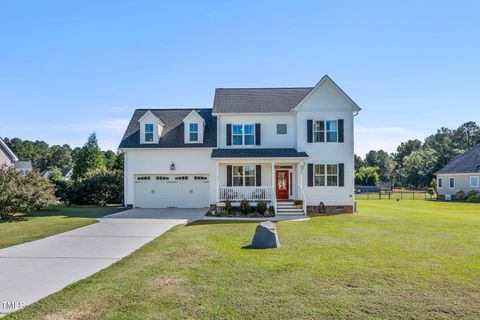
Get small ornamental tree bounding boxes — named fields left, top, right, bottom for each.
left=0, top=165, right=57, bottom=220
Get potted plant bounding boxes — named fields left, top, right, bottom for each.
left=294, top=200, right=303, bottom=209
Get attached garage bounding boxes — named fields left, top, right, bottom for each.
left=134, top=174, right=209, bottom=208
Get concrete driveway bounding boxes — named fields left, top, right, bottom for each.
left=0, top=208, right=205, bottom=316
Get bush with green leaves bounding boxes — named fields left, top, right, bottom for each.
left=466, top=195, right=480, bottom=203
left=69, top=169, right=123, bottom=205
left=256, top=201, right=267, bottom=215
left=0, top=165, right=57, bottom=220
left=455, top=189, right=465, bottom=201
left=240, top=199, right=250, bottom=214
left=224, top=200, right=232, bottom=213
left=467, top=190, right=479, bottom=198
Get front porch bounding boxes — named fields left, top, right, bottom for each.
left=214, top=161, right=307, bottom=215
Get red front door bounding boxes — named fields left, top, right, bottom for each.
left=276, top=170, right=289, bottom=200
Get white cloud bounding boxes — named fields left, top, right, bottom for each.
left=355, top=125, right=427, bottom=157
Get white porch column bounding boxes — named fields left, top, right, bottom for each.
left=271, top=162, right=275, bottom=188
left=215, top=161, right=220, bottom=203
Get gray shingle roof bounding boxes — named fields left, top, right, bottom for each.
left=211, top=148, right=309, bottom=158
left=212, top=87, right=313, bottom=113
left=119, top=109, right=217, bottom=149
left=436, top=144, right=480, bottom=174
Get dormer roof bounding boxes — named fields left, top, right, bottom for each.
left=183, top=109, right=206, bottom=124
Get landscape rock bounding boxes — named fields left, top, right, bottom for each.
left=251, top=221, right=280, bottom=249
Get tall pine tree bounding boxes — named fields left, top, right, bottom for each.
left=72, top=133, right=105, bottom=179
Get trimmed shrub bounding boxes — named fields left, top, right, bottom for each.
left=467, top=190, right=479, bottom=198
left=455, top=189, right=465, bottom=201
left=256, top=201, right=267, bottom=215
left=240, top=199, right=250, bottom=214
left=224, top=200, right=232, bottom=214
left=467, top=195, right=480, bottom=203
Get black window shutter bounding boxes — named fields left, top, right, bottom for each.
left=338, top=119, right=344, bottom=143
left=339, top=163, right=344, bottom=187
left=307, top=163, right=313, bottom=187
left=255, top=123, right=261, bottom=145
left=307, top=120, right=313, bottom=143
left=227, top=165, right=232, bottom=186
left=226, top=124, right=232, bottom=146
left=256, top=165, right=261, bottom=186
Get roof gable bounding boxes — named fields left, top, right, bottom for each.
left=0, top=138, right=18, bottom=162
left=138, top=110, right=164, bottom=125
left=183, top=109, right=205, bottom=124
left=293, top=75, right=361, bottom=112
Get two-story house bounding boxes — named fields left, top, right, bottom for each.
left=119, top=75, right=361, bottom=214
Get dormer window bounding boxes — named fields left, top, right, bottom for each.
left=189, top=123, right=198, bottom=142
left=145, top=124, right=154, bottom=142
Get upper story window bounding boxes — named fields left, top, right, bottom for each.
left=189, top=123, right=198, bottom=142
left=232, top=124, right=255, bottom=146
left=144, top=124, right=154, bottom=142
left=277, top=124, right=287, bottom=135
left=438, top=177, right=443, bottom=188
left=313, top=120, right=338, bottom=142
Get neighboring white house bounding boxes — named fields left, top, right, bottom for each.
left=42, top=167, right=73, bottom=180
left=0, top=138, right=18, bottom=167
left=436, top=144, right=480, bottom=200
left=119, top=75, right=361, bottom=214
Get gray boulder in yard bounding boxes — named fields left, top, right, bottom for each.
left=251, top=221, right=280, bottom=249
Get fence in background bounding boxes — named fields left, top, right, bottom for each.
left=355, top=191, right=436, bottom=201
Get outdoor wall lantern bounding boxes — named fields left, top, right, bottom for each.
left=170, top=162, right=175, bottom=171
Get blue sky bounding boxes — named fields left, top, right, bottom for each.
left=1, top=1, right=479, bottom=156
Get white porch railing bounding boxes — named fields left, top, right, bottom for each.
left=219, top=186, right=274, bottom=201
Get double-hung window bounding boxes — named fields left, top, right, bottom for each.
left=314, top=164, right=325, bottom=186
left=313, top=164, right=338, bottom=186
left=232, top=124, right=254, bottom=146
left=189, top=123, right=198, bottom=142
left=233, top=165, right=256, bottom=186
left=313, top=120, right=338, bottom=142
left=449, top=177, right=455, bottom=189
left=471, top=176, right=479, bottom=188
left=145, top=124, right=154, bottom=142
left=438, top=177, right=443, bottom=188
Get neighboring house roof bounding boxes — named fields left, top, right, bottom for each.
left=61, top=167, right=72, bottom=177
left=14, top=161, right=32, bottom=170
left=0, top=138, right=19, bottom=162
left=119, top=108, right=217, bottom=149
left=436, top=144, right=480, bottom=174
left=211, top=148, right=309, bottom=158
left=212, top=87, right=313, bottom=114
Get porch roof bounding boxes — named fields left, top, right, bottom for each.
left=211, top=148, right=309, bottom=159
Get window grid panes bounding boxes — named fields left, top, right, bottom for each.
left=145, top=124, right=154, bottom=142
left=326, top=164, right=338, bottom=186
left=232, top=124, right=254, bottom=146
left=232, top=165, right=256, bottom=186
left=189, top=123, right=198, bottom=142
left=313, top=164, right=338, bottom=186
left=277, top=124, right=287, bottom=135
left=314, top=164, right=325, bottom=186
left=313, top=121, right=324, bottom=142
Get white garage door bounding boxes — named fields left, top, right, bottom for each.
left=134, top=174, right=209, bottom=208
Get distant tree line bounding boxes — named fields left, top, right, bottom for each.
left=355, top=121, right=480, bottom=188
left=2, top=133, right=124, bottom=207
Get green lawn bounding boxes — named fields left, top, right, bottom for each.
left=7, top=201, right=480, bottom=319
left=0, top=206, right=124, bottom=249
